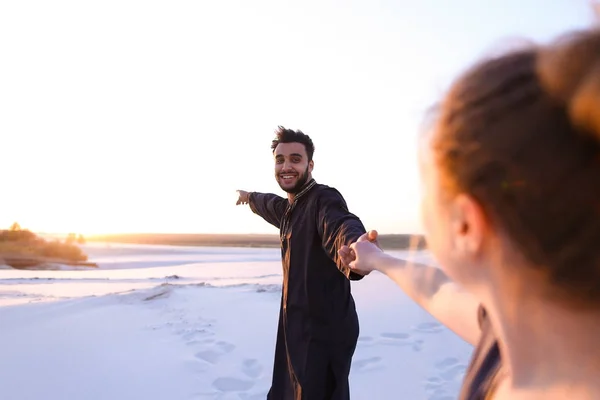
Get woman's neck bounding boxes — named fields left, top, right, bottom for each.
left=485, top=286, right=600, bottom=399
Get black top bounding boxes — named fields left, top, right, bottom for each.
left=249, top=180, right=367, bottom=400
left=459, top=306, right=502, bottom=400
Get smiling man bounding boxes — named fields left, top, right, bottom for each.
left=236, top=126, right=368, bottom=400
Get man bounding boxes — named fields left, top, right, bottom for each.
left=236, top=126, right=368, bottom=400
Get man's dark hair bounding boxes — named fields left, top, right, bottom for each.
left=271, top=126, right=315, bottom=161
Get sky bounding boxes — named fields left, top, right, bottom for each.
left=1, top=0, right=597, bottom=236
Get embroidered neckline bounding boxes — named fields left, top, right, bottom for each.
left=279, top=179, right=317, bottom=241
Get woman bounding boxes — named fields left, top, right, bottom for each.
left=339, top=28, right=600, bottom=399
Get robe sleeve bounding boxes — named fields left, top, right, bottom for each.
left=248, top=192, right=287, bottom=229
left=316, top=188, right=367, bottom=281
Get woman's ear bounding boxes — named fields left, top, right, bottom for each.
left=450, top=193, right=486, bottom=257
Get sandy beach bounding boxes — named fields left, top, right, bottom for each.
left=0, top=243, right=472, bottom=400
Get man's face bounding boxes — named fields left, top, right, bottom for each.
left=274, top=142, right=314, bottom=194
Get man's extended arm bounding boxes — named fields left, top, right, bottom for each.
left=247, top=192, right=288, bottom=229
left=317, top=188, right=367, bottom=280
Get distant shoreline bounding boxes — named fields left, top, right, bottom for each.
left=85, top=233, right=427, bottom=251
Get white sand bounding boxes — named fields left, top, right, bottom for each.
left=0, top=244, right=473, bottom=400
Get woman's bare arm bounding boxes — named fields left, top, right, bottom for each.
left=340, top=238, right=481, bottom=346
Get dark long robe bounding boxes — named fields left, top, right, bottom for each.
left=248, top=179, right=367, bottom=400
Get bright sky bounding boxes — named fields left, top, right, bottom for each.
left=1, top=0, right=596, bottom=235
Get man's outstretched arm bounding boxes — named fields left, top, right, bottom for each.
left=236, top=190, right=287, bottom=229
left=316, top=187, right=368, bottom=280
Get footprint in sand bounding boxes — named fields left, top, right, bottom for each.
left=216, top=341, right=235, bottom=353
left=212, top=376, right=255, bottom=392
left=413, top=322, right=445, bottom=334
left=241, top=358, right=263, bottom=379
left=181, top=328, right=216, bottom=342
left=380, top=332, right=411, bottom=340
left=424, top=377, right=455, bottom=400
left=424, top=357, right=468, bottom=400
left=199, top=360, right=265, bottom=398
left=424, top=376, right=444, bottom=391
left=377, top=332, right=424, bottom=352
left=353, top=356, right=383, bottom=372
left=412, top=339, right=425, bottom=352
left=194, top=349, right=222, bottom=364
left=187, top=338, right=215, bottom=346
left=434, top=357, right=466, bottom=381
left=175, top=318, right=213, bottom=335
left=357, top=335, right=375, bottom=344
left=194, top=341, right=236, bottom=364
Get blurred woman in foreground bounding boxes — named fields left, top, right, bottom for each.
left=340, top=28, right=600, bottom=400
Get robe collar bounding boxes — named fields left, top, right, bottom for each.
left=280, top=178, right=317, bottom=241
left=292, top=178, right=317, bottom=204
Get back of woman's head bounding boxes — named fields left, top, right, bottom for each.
left=432, top=28, right=600, bottom=308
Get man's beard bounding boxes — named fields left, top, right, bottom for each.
left=277, top=166, right=310, bottom=194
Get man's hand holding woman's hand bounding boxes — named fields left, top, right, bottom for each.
left=338, top=230, right=384, bottom=276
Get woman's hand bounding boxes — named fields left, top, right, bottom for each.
left=338, top=230, right=383, bottom=275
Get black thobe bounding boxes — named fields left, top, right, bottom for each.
left=248, top=179, right=366, bottom=400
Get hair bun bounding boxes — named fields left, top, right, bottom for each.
left=538, top=29, right=600, bottom=141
